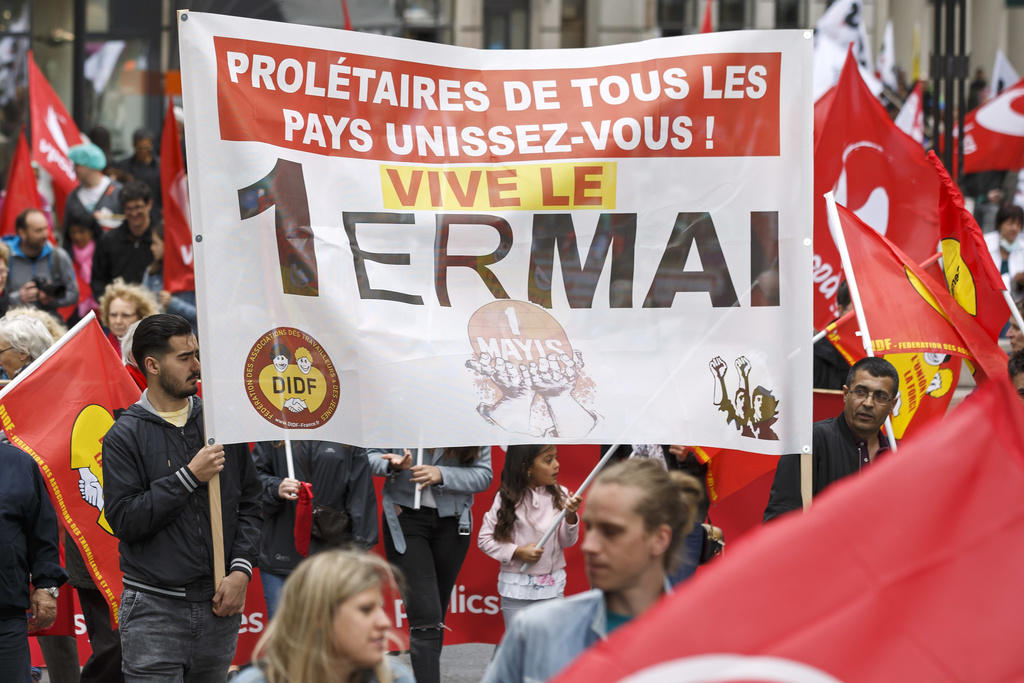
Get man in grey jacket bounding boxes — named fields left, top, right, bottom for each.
left=6, top=208, right=78, bottom=312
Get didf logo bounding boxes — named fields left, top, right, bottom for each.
left=243, top=327, right=340, bottom=429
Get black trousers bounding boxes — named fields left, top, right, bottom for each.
left=0, top=616, right=31, bottom=683
left=77, top=587, right=122, bottom=682
left=383, top=506, right=470, bottom=683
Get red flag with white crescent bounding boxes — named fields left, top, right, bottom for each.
left=553, top=378, right=1024, bottom=683
left=813, top=51, right=940, bottom=329
left=962, top=77, right=1024, bottom=174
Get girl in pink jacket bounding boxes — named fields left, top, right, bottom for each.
left=478, top=445, right=582, bottom=627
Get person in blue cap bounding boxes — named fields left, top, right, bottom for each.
left=64, top=142, right=122, bottom=236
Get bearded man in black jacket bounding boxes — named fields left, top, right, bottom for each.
left=103, top=314, right=261, bottom=681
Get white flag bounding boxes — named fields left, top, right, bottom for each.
left=813, top=0, right=881, bottom=100
left=990, top=50, right=1020, bottom=101
left=894, top=81, right=924, bottom=143
left=877, top=20, right=897, bottom=91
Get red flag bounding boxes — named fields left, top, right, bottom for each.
left=27, top=51, right=82, bottom=215
left=813, top=50, right=940, bottom=328
left=293, top=481, right=314, bottom=557
left=822, top=310, right=863, bottom=364
left=962, top=76, right=1024, bottom=174
left=927, top=151, right=1009, bottom=340
left=0, top=313, right=141, bottom=624
left=341, top=0, right=353, bottom=31
left=160, top=99, right=195, bottom=292
left=700, top=0, right=713, bottom=33
left=554, top=378, right=1024, bottom=683
left=833, top=201, right=1006, bottom=380
left=0, top=129, right=44, bottom=236
left=813, top=85, right=837, bottom=148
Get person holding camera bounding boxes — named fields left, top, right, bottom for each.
left=3, top=208, right=78, bottom=313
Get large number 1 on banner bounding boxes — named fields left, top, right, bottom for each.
left=237, top=158, right=319, bottom=296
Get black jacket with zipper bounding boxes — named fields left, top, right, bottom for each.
left=762, top=413, right=891, bottom=523
left=252, top=440, right=378, bottom=575
left=102, top=394, right=261, bottom=600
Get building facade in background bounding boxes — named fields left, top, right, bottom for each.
left=0, top=0, right=1021, bottom=179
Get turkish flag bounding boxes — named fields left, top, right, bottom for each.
left=928, top=151, right=1009, bottom=340
left=0, top=129, right=44, bottom=236
left=553, top=378, right=1024, bottom=683
left=962, top=77, right=1024, bottom=174
left=832, top=201, right=1007, bottom=380
left=0, top=312, right=141, bottom=624
left=27, top=51, right=82, bottom=216
left=813, top=51, right=940, bottom=328
left=160, top=98, right=195, bottom=292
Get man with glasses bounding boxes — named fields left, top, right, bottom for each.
left=91, top=180, right=158, bottom=299
left=763, top=357, right=899, bottom=521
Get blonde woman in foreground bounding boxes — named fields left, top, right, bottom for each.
left=236, top=549, right=414, bottom=683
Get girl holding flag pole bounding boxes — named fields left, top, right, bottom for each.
left=477, top=444, right=581, bottom=627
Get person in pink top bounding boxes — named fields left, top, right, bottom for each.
left=65, top=216, right=101, bottom=323
left=478, top=445, right=582, bottom=627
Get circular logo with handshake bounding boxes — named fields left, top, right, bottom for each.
left=244, top=327, right=339, bottom=429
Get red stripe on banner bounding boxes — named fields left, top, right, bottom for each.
left=213, top=37, right=781, bottom=163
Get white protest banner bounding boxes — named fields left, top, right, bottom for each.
left=178, top=12, right=812, bottom=454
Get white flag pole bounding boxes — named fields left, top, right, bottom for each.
left=284, top=437, right=295, bottom=480
left=413, top=447, right=423, bottom=509
left=1003, top=290, right=1024, bottom=334
left=521, top=444, right=621, bottom=570
left=825, top=191, right=898, bottom=454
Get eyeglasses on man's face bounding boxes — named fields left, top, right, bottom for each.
left=849, top=385, right=894, bottom=404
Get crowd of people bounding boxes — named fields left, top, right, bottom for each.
left=2, top=50, right=1024, bottom=683
left=0, top=130, right=196, bottom=368
left=0, top=300, right=728, bottom=682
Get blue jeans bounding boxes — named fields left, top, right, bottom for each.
left=259, top=571, right=288, bottom=621
left=119, top=588, right=241, bottom=682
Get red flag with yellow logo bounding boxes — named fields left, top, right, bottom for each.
left=928, top=151, right=1009, bottom=340
left=0, top=312, right=140, bottom=623
left=833, top=202, right=1007, bottom=381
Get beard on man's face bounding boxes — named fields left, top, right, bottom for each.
left=159, top=369, right=201, bottom=400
